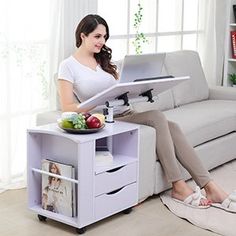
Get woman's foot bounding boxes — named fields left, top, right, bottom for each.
left=171, top=180, right=211, bottom=206
left=204, top=181, right=228, bottom=203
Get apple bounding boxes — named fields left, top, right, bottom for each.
left=86, top=115, right=101, bottom=129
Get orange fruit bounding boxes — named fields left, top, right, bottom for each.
left=92, top=113, right=105, bottom=125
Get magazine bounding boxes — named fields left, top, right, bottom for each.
left=41, top=159, right=76, bottom=217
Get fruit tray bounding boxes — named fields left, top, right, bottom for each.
left=58, top=123, right=105, bottom=134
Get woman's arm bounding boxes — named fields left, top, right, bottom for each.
left=57, top=79, right=92, bottom=113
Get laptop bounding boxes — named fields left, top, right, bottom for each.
left=119, top=52, right=167, bottom=83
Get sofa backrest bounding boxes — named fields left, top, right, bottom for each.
left=131, top=63, right=175, bottom=112
left=165, top=50, right=209, bottom=107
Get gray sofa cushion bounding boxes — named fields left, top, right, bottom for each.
left=164, top=100, right=236, bottom=147
left=165, top=50, right=209, bottom=107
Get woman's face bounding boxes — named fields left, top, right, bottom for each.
left=50, top=164, right=58, bottom=174
left=81, top=24, right=107, bottom=54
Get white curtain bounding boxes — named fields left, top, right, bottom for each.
left=0, top=0, right=97, bottom=193
left=198, top=0, right=227, bottom=86
left=0, top=0, right=51, bottom=193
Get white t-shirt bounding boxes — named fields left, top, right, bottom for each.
left=58, top=56, right=129, bottom=114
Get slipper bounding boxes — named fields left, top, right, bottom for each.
left=211, top=190, right=236, bottom=213
left=172, top=186, right=210, bottom=209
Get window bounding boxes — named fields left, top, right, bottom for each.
left=0, top=0, right=50, bottom=187
left=97, top=0, right=202, bottom=60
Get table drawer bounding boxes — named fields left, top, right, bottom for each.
left=95, top=162, right=137, bottom=196
left=94, top=182, right=137, bottom=221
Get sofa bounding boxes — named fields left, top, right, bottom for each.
left=36, top=50, right=236, bottom=203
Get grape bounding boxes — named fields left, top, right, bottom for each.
left=66, top=113, right=87, bottom=129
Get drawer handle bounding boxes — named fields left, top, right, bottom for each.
left=106, top=166, right=125, bottom=173
left=107, top=187, right=124, bottom=195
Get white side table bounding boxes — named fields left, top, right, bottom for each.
left=27, top=121, right=139, bottom=234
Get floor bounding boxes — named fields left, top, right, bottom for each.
left=0, top=188, right=218, bottom=236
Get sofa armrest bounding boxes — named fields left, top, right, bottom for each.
left=138, top=125, right=156, bottom=202
left=36, top=110, right=61, bottom=126
left=209, top=86, right=236, bottom=100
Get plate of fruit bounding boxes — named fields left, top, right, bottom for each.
left=58, top=112, right=105, bottom=134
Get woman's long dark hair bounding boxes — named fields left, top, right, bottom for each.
left=75, top=14, right=118, bottom=80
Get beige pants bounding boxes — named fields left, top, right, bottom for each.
left=115, top=110, right=211, bottom=188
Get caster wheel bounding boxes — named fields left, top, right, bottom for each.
left=76, top=227, right=86, bottom=234
left=38, top=214, right=47, bottom=221
left=123, top=207, right=132, bottom=214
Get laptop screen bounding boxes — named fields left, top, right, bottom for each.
left=118, top=52, right=166, bottom=83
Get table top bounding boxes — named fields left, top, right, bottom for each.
left=27, top=121, right=140, bottom=143
left=79, top=76, right=189, bottom=110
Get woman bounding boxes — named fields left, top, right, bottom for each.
left=57, top=14, right=235, bottom=211
left=48, top=162, right=61, bottom=189
left=42, top=162, right=62, bottom=212
left=43, top=162, right=70, bottom=214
